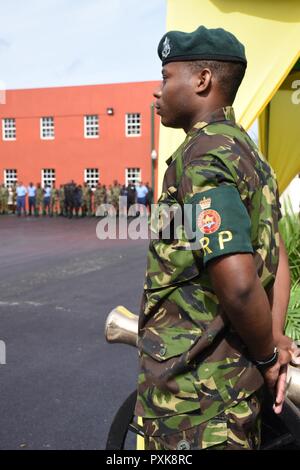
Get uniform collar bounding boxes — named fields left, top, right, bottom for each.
left=187, top=106, right=236, bottom=136
left=165, top=106, right=236, bottom=165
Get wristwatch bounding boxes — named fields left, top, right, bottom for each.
left=253, top=347, right=279, bottom=372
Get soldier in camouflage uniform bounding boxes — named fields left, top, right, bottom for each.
left=0, top=184, right=9, bottom=214
left=82, top=183, right=92, bottom=217
left=111, top=180, right=121, bottom=215
left=135, top=26, right=292, bottom=450
left=0, top=184, right=3, bottom=213
left=36, top=183, right=43, bottom=216
left=59, top=184, right=65, bottom=216
left=50, top=183, right=59, bottom=216
left=11, top=183, right=17, bottom=214
left=94, top=183, right=106, bottom=216
left=105, top=184, right=113, bottom=216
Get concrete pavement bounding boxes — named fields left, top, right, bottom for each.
left=0, top=216, right=148, bottom=449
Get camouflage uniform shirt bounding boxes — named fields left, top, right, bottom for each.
left=135, top=106, right=281, bottom=433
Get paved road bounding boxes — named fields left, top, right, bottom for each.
left=0, top=216, right=148, bottom=449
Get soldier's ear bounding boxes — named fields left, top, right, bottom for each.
left=195, top=68, right=212, bottom=94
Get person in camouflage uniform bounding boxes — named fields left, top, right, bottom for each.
left=106, top=185, right=112, bottom=204
left=59, top=184, right=65, bottom=216
left=0, top=184, right=4, bottom=213
left=36, top=183, right=43, bottom=216
left=111, top=180, right=120, bottom=215
left=0, top=184, right=9, bottom=214
left=50, top=183, right=59, bottom=216
left=11, top=183, right=17, bottom=214
left=82, top=183, right=92, bottom=217
left=94, top=183, right=106, bottom=216
left=135, top=26, right=292, bottom=450
left=0, top=185, right=3, bottom=214
left=106, top=184, right=114, bottom=216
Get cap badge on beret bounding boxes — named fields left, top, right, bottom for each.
left=162, top=36, right=171, bottom=59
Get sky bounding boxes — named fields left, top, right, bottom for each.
left=0, top=0, right=259, bottom=141
left=0, top=0, right=167, bottom=90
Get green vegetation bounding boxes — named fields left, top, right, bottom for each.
left=279, top=197, right=300, bottom=340
left=284, top=284, right=300, bottom=340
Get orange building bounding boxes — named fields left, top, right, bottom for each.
left=0, top=81, right=160, bottom=194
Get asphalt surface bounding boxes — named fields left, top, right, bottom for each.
left=0, top=215, right=148, bottom=449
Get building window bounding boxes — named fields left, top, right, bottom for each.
left=84, top=115, right=99, bottom=138
left=84, top=168, right=99, bottom=188
left=4, top=169, right=17, bottom=187
left=41, top=117, right=55, bottom=140
left=125, top=168, right=141, bottom=186
left=42, top=169, right=55, bottom=188
left=2, top=118, right=16, bottom=140
left=126, top=113, right=141, bottom=137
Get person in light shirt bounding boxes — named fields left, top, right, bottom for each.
left=16, top=182, right=27, bottom=216
left=43, top=185, right=52, bottom=216
left=135, top=181, right=148, bottom=216
left=27, top=182, right=37, bottom=216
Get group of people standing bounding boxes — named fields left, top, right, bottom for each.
left=0, top=180, right=154, bottom=218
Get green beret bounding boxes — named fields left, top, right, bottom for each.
left=158, top=26, right=247, bottom=66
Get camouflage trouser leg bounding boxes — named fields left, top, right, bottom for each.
left=51, top=202, right=55, bottom=216
left=144, top=393, right=261, bottom=451
left=87, top=200, right=91, bottom=216
left=36, top=202, right=42, bottom=215
left=81, top=200, right=89, bottom=216
left=1, top=199, right=8, bottom=213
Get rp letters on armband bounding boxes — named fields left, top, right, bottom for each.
left=184, top=185, right=254, bottom=264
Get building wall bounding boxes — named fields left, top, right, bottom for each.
left=0, top=81, right=160, bottom=193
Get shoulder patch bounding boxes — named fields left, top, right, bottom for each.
left=197, top=209, right=221, bottom=234
left=185, top=184, right=253, bottom=264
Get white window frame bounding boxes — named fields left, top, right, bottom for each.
left=41, top=169, right=56, bottom=188
left=84, top=168, right=99, bottom=189
left=2, top=118, right=16, bottom=141
left=125, top=168, right=141, bottom=186
left=125, top=113, right=141, bottom=137
left=40, top=117, right=55, bottom=140
left=4, top=169, right=17, bottom=187
left=84, top=115, right=99, bottom=139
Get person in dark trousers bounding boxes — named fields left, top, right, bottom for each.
left=43, top=185, right=51, bottom=216
left=27, top=182, right=36, bottom=216
left=120, top=184, right=129, bottom=216
left=145, top=182, right=154, bottom=216
left=74, top=184, right=83, bottom=217
left=126, top=181, right=137, bottom=216
left=64, top=180, right=76, bottom=218
left=16, top=182, right=27, bottom=216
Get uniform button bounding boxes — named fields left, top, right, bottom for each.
left=207, top=334, right=214, bottom=343
left=177, top=440, right=190, bottom=450
left=159, top=346, right=166, bottom=356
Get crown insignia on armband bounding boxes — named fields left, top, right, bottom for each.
left=199, top=197, right=211, bottom=210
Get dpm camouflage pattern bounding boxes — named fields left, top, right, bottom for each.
left=135, top=106, right=281, bottom=442
left=144, top=392, right=261, bottom=450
